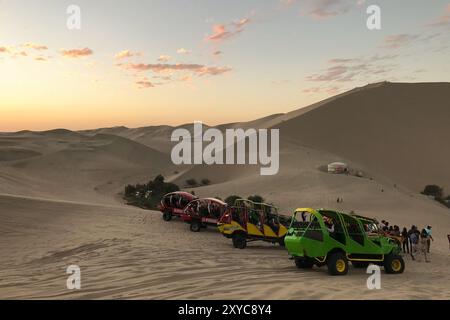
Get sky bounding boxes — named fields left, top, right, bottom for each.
left=0, top=0, right=449, bottom=131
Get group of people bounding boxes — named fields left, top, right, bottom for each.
left=380, top=220, right=433, bottom=263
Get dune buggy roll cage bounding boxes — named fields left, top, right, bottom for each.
left=290, top=208, right=389, bottom=263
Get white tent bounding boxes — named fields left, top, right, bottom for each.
left=328, top=162, right=348, bottom=174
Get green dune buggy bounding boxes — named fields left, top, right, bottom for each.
left=284, top=208, right=404, bottom=276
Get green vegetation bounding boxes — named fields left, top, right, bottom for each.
left=185, top=178, right=198, bottom=187
left=201, top=178, right=211, bottom=186
left=223, top=194, right=266, bottom=206
left=184, top=178, right=211, bottom=187
left=247, top=195, right=265, bottom=203
left=422, top=184, right=450, bottom=208
left=124, top=174, right=179, bottom=210
left=422, top=184, right=444, bottom=198
left=224, top=195, right=242, bottom=206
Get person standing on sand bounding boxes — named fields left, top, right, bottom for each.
left=401, top=227, right=409, bottom=254
left=425, top=226, right=433, bottom=253
left=407, top=225, right=417, bottom=249
left=410, top=227, right=419, bottom=260
left=447, top=234, right=450, bottom=251
left=418, top=229, right=431, bottom=262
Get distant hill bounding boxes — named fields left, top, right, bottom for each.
left=276, top=82, right=450, bottom=192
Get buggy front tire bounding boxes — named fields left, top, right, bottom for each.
left=190, top=221, right=201, bottom=232
left=384, top=254, right=405, bottom=274
left=232, top=234, right=247, bottom=249
left=327, top=252, right=349, bottom=275
left=162, top=211, right=172, bottom=221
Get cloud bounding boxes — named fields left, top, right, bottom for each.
left=0, top=45, right=29, bottom=58
left=328, top=58, right=360, bottom=64
left=123, top=62, right=231, bottom=76
left=369, top=54, right=399, bottom=61
left=177, top=48, right=191, bottom=55
left=206, top=17, right=251, bottom=43
left=115, top=50, right=141, bottom=60
left=233, top=18, right=251, bottom=29
left=61, top=47, right=93, bottom=58
left=34, top=56, right=47, bottom=62
left=380, top=34, right=419, bottom=49
left=306, top=54, right=398, bottom=83
left=280, top=0, right=295, bottom=6
left=302, top=85, right=341, bottom=94
left=207, top=24, right=232, bottom=42
left=213, top=50, right=223, bottom=56
left=22, top=43, right=48, bottom=50
left=157, top=55, right=171, bottom=62
left=136, top=79, right=155, bottom=89
left=307, top=65, right=349, bottom=81
left=180, top=75, right=193, bottom=82
left=426, top=4, right=450, bottom=27
left=301, top=0, right=365, bottom=20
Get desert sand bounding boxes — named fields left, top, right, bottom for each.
left=1, top=82, right=449, bottom=299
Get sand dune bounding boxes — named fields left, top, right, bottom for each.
left=1, top=194, right=449, bottom=300
left=1, top=82, right=450, bottom=299
left=0, top=132, right=174, bottom=204
left=277, top=82, right=450, bottom=192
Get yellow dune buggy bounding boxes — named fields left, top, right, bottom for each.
left=217, top=199, right=291, bottom=249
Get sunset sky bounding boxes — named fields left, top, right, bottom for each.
left=1, top=0, right=449, bottom=131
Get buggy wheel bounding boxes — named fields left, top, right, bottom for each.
left=327, top=252, right=349, bottom=276
left=384, top=254, right=405, bottom=274
left=190, top=220, right=201, bottom=232
left=294, top=257, right=314, bottom=269
left=232, top=234, right=247, bottom=249
left=162, top=211, right=172, bottom=221
left=352, top=261, right=369, bottom=269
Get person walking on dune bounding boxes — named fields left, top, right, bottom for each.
left=407, top=225, right=417, bottom=251
left=409, top=226, right=419, bottom=260
left=425, top=226, right=433, bottom=253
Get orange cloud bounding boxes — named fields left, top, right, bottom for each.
left=177, top=48, right=191, bottom=55
left=380, top=34, right=419, bottom=49
left=123, top=63, right=231, bottom=76
left=157, top=55, right=171, bottom=62
left=302, top=0, right=364, bottom=20
left=61, top=47, right=93, bottom=58
left=34, top=56, right=47, bottom=62
left=136, top=79, right=155, bottom=89
left=206, top=17, right=251, bottom=43
left=23, top=43, right=48, bottom=50
left=115, top=50, right=141, bottom=60
left=426, top=4, right=450, bottom=27
left=280, top=0, right=294, bottom=6
left=0, top=45, right=29, bottom=59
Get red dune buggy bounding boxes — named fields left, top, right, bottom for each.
left=158, top=191, right=198, bottom=221
left=181, top=198, right=228, bottom=232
